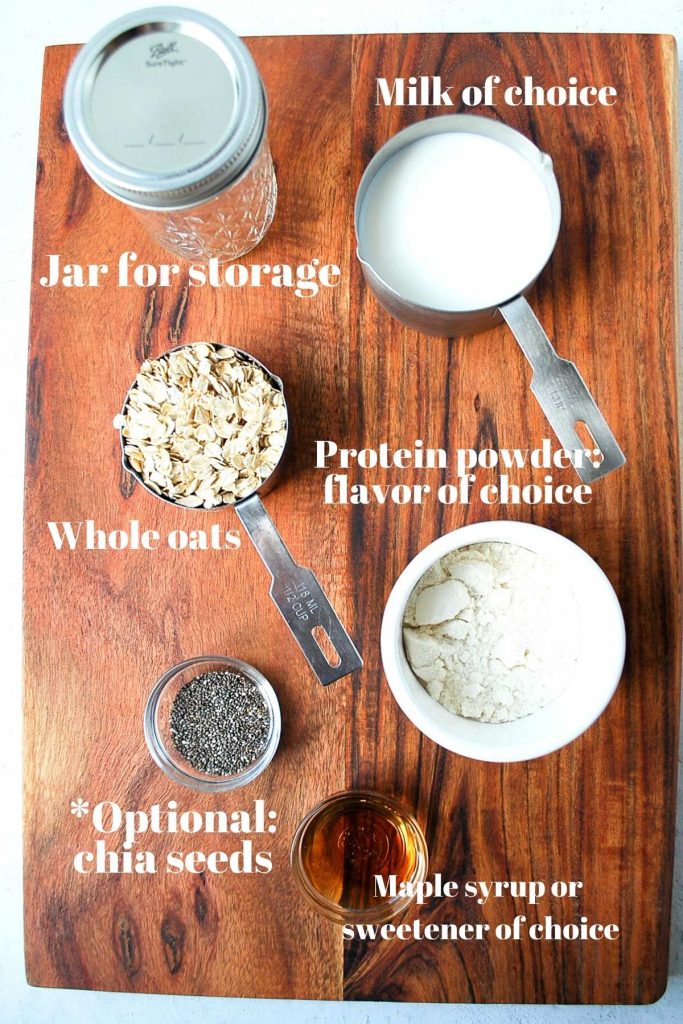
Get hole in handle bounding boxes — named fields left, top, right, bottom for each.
left=575, top=420, right=604, bottom=467
left=312, top=625, right=342, bottom=668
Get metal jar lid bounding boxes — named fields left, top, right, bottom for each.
left=63, top=6, right=267, bottom=210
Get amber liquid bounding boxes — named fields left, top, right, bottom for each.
left=299, top=794, right=421, bottom=912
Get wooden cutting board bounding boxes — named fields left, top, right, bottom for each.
left=24, top=33, right=679, bottom=1004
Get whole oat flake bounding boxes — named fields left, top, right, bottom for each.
left=114, top=343, right=287, bottom=508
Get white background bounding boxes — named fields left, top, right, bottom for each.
left=2, top=1, right=681, bottom=1022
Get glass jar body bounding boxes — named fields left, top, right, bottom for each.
left=132, top=134, right=277, bottom=262
left=290, top=790, right=429, bottom=924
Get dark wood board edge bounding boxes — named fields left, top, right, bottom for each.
left=655, top=31, right=682, bottom=1007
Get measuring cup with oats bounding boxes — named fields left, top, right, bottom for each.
left=115, top=342, right=361, bottom=684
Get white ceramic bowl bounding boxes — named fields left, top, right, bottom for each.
left=381, top=521, right=626, bottom=763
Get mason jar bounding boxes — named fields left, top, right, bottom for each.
left=64, top=7, right=277, bottom=262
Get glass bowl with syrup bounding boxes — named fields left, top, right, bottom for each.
left=290, top=790, right=428, bottom=924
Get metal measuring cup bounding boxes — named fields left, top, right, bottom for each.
left=354, top=114, right=625, bottom=485
left=118, top=343, right=362, bottom=685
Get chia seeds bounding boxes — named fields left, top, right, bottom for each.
left=170, top=670, right=272, bottom=776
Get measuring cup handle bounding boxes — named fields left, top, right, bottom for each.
left=500, top=294, right=626, bottom=484
left=235, top=494, right=362, bottom=685
left=500, top=294, right=561, bottom=369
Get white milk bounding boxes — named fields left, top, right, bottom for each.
left=358, top=132, right=555, bottom=311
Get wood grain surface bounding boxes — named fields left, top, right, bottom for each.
left=24, top=36, right=352, bottom=1000
left=24, top=33, right=679, bottom=1004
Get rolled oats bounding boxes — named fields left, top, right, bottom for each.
left=115, top=344, right=287, bottom=508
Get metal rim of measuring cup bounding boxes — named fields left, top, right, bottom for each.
left=118, top=341, right=289, bottom=505
left=354, top=113, right=562, bottom=334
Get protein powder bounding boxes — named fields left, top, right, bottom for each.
left=402, top=541, right=580, bottom=723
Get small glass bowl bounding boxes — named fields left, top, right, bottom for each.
left=290, top=790, right=429, bottom=925
left=144, top=655, right=281, bottom=792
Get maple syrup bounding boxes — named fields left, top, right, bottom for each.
left=291, top=791, right=428, bottom=923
